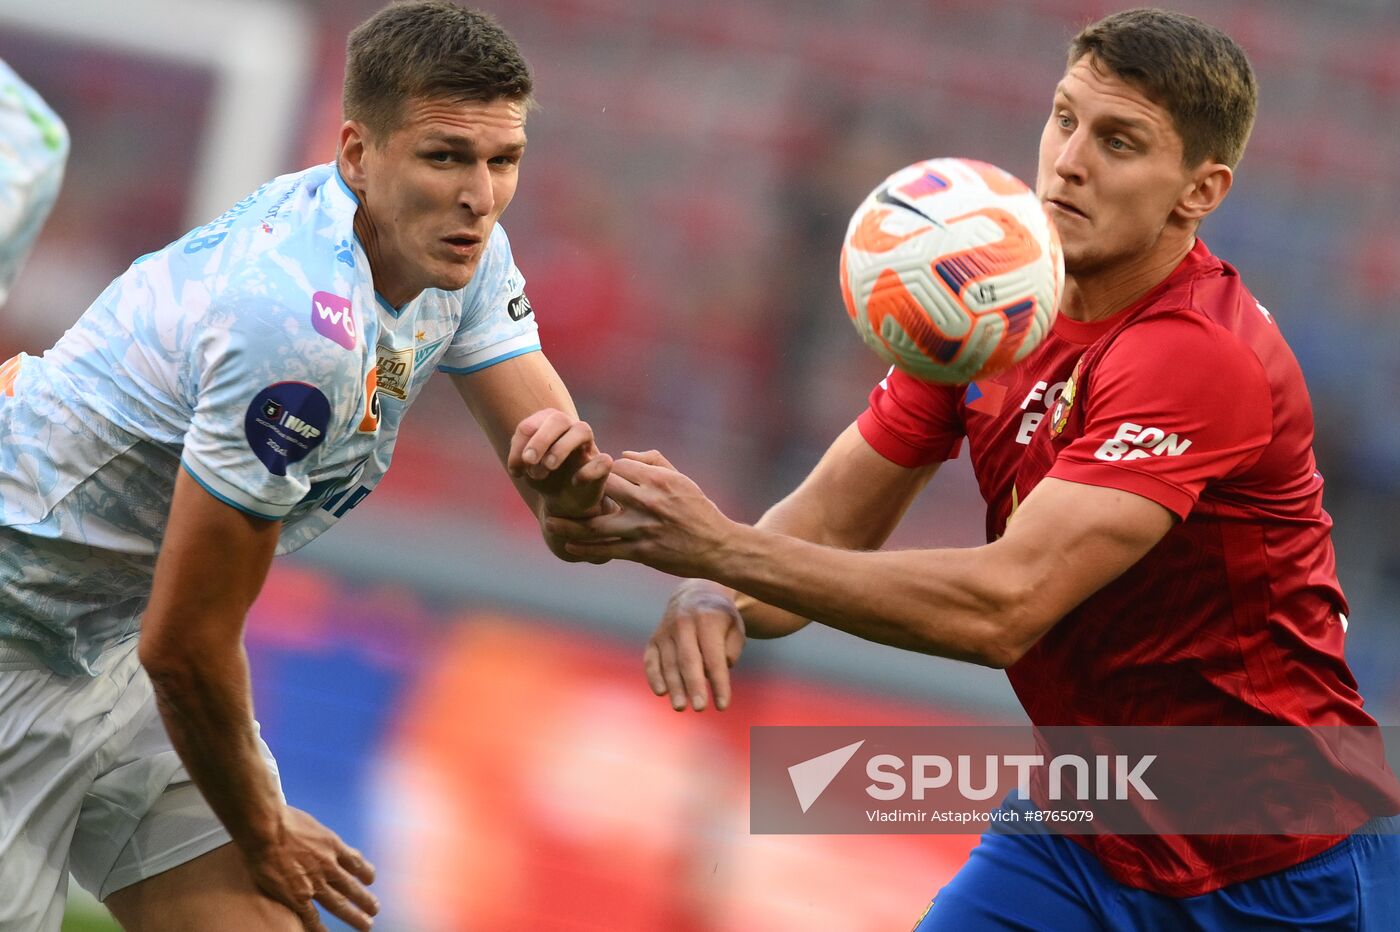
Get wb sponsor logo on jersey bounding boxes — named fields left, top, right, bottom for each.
left=1094, top=422, right=1192, bottom=462
left=311, top=291, right=357, bottom=350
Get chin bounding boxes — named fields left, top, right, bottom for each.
left=433, top=264, right=480, bottom=293
left=1060, top=247, right=1102, bottom=278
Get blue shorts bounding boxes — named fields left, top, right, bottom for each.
left=914, top=800, right=1400, bottom=931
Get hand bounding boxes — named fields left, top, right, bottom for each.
left=246, top=807, right=378, bottom=931
left=644, top=578, right=746, bottom=711
left=507, top=408, right=613, bottom=518
left=545, top=450, right=735, bottom=577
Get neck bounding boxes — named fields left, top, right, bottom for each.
left=1060, top=236, right=1195, bottom=323
left=352, top=205, right=418, bottom=309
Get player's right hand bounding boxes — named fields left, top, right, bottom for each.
left=248, top=806, right=378, bottom=931
left=644, top=578, right=746, bottom=711
left=507, top=407, right=613, bottom=518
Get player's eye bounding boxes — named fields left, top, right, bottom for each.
left=424, top=151, right=455, bottom=164
left=489, top=154, right=521, bottom=168
left=1105, top=136, right=1131, bottom=152
left=1055, top=112, right=1074, bottom=130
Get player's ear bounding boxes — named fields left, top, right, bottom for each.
left=1175, top=161, right=1232, bottom=223
left=337, top=121, right=370, bottom=189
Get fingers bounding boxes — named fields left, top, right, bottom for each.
left=622, top=449, right=676, bottom=470
left=656, top=637, right=688, bottom=711
left=338, top=844, right=376, bottom=885
left=263, top=812, right=378, bottom=932
left=601, top=472, right=645, bottom=506
left=507, top=409, right=599, bottom=480
left=310, top=887, right=370, bottom=931
left=319, top=867, right=379, bottom=930
left=643, top=641, right=667, bottom=696
left=644, top=585, right=745, bottom=712
left=295, top=903, right=330, bottom=932
left=506, top=408, right=549, bottom=477
left=608, top=457, right=664, bottom=486
left=672, top=615, right=710, bottom=711
left=696, top=616, right=736, bottom=711
left=571, top=451, right=613, bottom=486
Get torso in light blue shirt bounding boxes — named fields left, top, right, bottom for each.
left=0, top=163, right=539, bottom=674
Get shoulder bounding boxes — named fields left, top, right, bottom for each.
left=142, top=166, right=361, bottom=338
left=1102, top=303, right=1269, bottom=388
left=1083, top=305, right=1273, bottom=438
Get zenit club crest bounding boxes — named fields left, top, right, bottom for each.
left=1050, top=358, right=1082, bottom=437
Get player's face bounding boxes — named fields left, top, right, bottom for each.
left=1035, top=56, right=1197, bottom=277
left=351, top=95, right=526, bottom=306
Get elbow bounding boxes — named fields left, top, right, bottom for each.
left=977, top=637, right=1028, bottom=670
left=138, top=632, right=197, bottom=694
left=970, top=582, right=1045, bottom=670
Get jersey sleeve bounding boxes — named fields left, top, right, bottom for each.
left=179, top=282, right=363, bottom=520
left=856, top=367, right=965, bottom=467
left=436, top=226, right=541, bottom=374
left=0, top=59, right=69, bottom=305
left=1047, top=314, right=1272, bottom=518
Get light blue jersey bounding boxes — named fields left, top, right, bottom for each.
left=0, top=164, right=539, bottom=674
left=0, top=58, right=69, bottom=305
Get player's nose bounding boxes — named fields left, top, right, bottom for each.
left=1054, top=128, right=1090, bottom=185
left=459, top=161, right=494, bottom=217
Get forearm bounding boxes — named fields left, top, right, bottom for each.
left=731, top=496, right=826, bottom=638
left=143, top=638, right=284, bottom=855
left=712, top=523, right=1027, bottom=666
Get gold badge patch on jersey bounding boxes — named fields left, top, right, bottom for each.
left=375, top=345, right=414, bottom=401
left=1050, top=357, right=1082, bottom=437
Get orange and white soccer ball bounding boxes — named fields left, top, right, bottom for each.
left=839, top=158, right=1063, bottom=384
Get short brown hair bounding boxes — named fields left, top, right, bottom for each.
left=343, top=1, right=533, bottom=140
left=1069, top=8, right=1257, bottom=169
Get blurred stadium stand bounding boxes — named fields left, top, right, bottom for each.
left=1, top=0, right=1397, bottom=928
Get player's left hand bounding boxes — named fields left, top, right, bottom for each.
left=545, top=450, right=735, bottom=577
left=508, top=408, right=613, bottom=518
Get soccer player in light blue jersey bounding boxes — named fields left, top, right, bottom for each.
left=0, top=56, right=69, bottom=306
left=0, top=4, right=612, bottom=930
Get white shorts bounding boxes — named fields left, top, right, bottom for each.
left=0, top=637, right=281, bottom=931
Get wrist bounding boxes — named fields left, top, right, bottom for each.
left=699, top=516, right=748, bottom=580
left=228, top=803, right=287, bottom=859
left=675, top=577, right=733, bottom=600
left=705, top=517, right=761, bottom=584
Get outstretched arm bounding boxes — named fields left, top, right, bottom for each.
left=639, top=423, right=940, bottom=711
left=735, top=421, right=942, bottom=638
left=553, top=461, right=1175, bottom=668
left=451, top=351, right=612, bottom=560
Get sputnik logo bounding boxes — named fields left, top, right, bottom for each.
left=788, top=740, right=865, bottom=813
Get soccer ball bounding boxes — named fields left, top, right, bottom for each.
left=839, top=158, right=1063, bottom=384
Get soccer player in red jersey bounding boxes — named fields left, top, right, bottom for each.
left=550, top=8, right=1400, bottom=929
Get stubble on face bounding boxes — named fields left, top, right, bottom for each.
left=355, top=96, right=527, bottom=306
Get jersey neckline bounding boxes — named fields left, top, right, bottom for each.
left=1050, top=239, right=1217, bottom=346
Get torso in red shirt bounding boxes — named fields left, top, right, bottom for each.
left=857, top=239, right=1390, bottom=894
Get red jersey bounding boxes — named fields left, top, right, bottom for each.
left=857, top=239, right=1392, bottom=894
